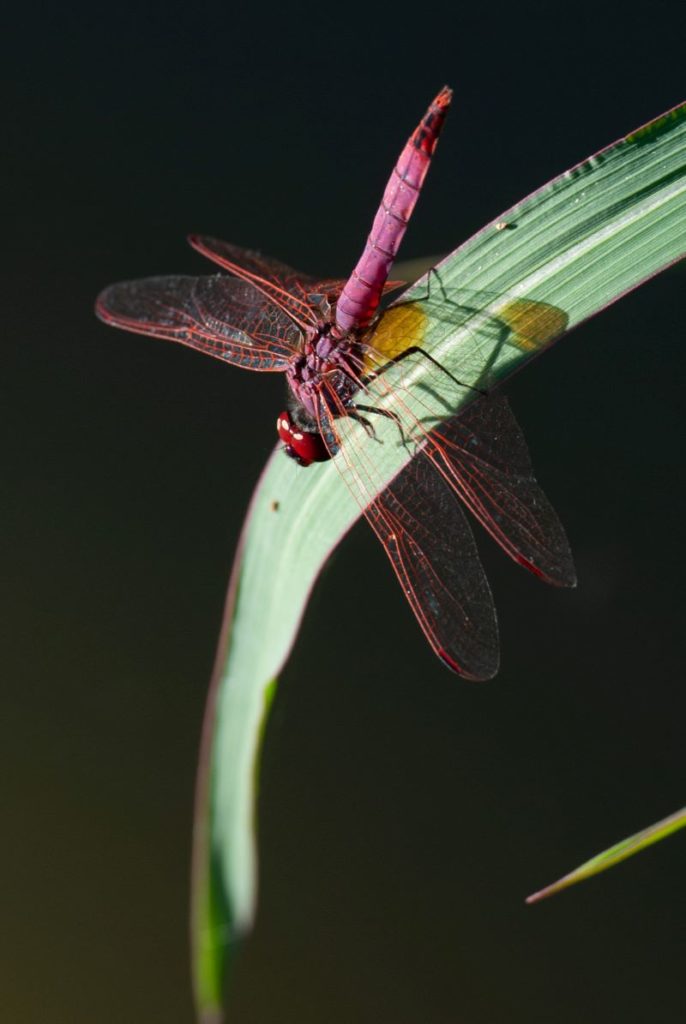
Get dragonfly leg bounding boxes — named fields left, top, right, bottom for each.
left=394, top=264, right=476, bottom=312
left=425, top=265, right=451, bottom=305
left=352, top=403, right=413, bottom=450
left=368, top=341, right=487, bottom=399
left=409, top=268, right=517, bottom=393
left=400, top=345, right=486, bottom=397
left=347, top=409, right=378, bottom=440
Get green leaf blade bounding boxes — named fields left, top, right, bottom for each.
left=526, top=806, right=686, bottom=904
left=192, top=102, right=686, bottom=1020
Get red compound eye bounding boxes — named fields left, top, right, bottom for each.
left=276, top=411, right=330, bottom=467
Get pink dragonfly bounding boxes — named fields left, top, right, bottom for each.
left=96, top=87, right=575, bottom=680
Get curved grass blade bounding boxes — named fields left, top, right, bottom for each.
left=193, top=102, right=686, bottom=1021
left=526, top=806, right=686, bottom=904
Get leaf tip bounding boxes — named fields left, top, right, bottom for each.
left=524, top=887, right=550, bottom=905
left=198, top=1008, right=225, bottom=1024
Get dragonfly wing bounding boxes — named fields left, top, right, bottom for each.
left=428, top=394, right=576, bottom=586
left=189, top=235, right=326, bottom=324
left=189, top=234, right=316, bottom=289
left=188, top=235, right=402, bottom=317
left=372, top=455, right=499, bottom=680
left=316, top=395, right=498, bottom=680
left=95, top=274, right=298, bottom=370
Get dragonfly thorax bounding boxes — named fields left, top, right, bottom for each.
left=277, top=316, right=363, bottom=466
left=285, top=318, right=361, bottom=420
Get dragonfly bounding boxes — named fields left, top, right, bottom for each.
left=96, top=86, right=576, bottom=680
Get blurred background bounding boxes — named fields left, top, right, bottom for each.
left=2, top=2, right=685, bottom=1021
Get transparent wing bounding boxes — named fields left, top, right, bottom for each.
left=316, top=389, right=499, bottom=680
left=359, top=303, right=576, bottom=586
left=426, top=395, right=576, bottom=586
left=189, top=235, right=404, bottom=327
left=189, top=234, right=317, bottom=288
left=312, top=372, right=572, bottom=676
left=95, top=274, right=299, bottom=370
left=370, top=453, right=500, bottom=679
left=188, top=235, right=333, bottom=327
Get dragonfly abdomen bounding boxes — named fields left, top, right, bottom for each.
left=334, top=86, right=452, bottom=335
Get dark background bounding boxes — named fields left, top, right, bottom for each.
left=2, top=2, right=685, bottom=1021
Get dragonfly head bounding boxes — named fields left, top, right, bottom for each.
left=277, top=411, right=330, bottom=467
